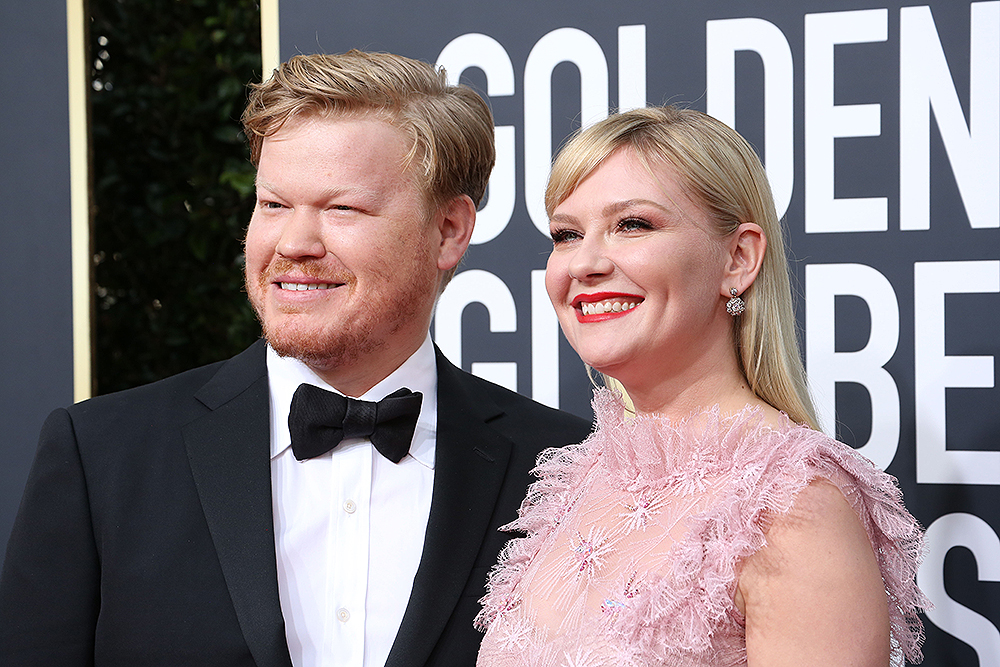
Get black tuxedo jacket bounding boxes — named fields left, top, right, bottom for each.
left=0, top=340, right=591, bottom=666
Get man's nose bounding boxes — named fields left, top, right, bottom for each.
left=276, top=209, right=326, bottom=259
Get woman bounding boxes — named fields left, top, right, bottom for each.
left=475, top=107, right=927, bottom=666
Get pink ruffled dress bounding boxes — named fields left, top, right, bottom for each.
left=476, top=389, right=927, bottom=667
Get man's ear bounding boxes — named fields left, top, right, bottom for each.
left=721, top=222, right=766, bottom=297
left=436, top=194, right=477, bottom=271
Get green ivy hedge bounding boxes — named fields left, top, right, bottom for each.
left=91, top=0, right=263, bottom=394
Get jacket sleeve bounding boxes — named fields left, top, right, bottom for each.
left=0, top=408, right=100, bottom=666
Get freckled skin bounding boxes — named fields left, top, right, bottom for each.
left=545, top=149, right=747, bottom=416
left=243, top=115, right=447, bottom=396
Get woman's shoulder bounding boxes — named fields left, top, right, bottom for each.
left=735, top=422, right=929, bottom=666
left=736, top=475, right=895, bottom=666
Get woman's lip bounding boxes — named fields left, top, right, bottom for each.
left=574, top=306, right=639, bottom=323
left=570, top=292, right=644, bottom=322
left=571, top=292, right=643, bottom=307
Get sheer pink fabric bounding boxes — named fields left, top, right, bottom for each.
left=476, top=389, right=927, bottom=667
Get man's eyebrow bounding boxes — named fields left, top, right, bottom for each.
left=254, top=178, right=379, bottom=203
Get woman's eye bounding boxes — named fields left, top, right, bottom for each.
left=618, top=217, right=651, bottom=231
left=550, top=229, right=581, bottom=244
left=261, top=201, right=284, bottom=210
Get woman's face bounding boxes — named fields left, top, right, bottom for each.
left=545, top=148, right=735, bottom=394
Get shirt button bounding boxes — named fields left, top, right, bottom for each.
left=343, top=499, right=357, bottom=514
left=337, top=607, right=350, bottom=622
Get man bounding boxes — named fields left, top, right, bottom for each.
left=0, top=51, right=591, bottom=667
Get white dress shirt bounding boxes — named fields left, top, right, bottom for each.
left=268, top=336, right=438, bottom=667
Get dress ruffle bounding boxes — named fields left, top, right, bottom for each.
left=477, top=389, right=928, bottom=667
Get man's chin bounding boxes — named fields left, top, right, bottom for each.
left=262, top=322, right=376, bottom=371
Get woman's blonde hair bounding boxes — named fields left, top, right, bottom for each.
left=546, top=106, right=817, bottom=428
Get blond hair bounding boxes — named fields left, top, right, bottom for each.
left=243, top=51, right=494, bottom=207
left=546, top=106, right=817, bottom=428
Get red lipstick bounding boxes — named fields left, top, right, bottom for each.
left=571, top=292, right=643, bottom=322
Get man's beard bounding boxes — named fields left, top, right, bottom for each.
left=245, top=257, right=435, bottom=372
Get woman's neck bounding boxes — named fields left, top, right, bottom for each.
left=619, top=361, right=782, bottom=426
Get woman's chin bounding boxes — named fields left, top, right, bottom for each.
left=581, top=357, right=632, bottom=383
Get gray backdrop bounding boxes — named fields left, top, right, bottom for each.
left=1, top=1, right=996, bottom=666
left=279, top=1, right=998, bottom=664
left=0, top=0, right=75, bottom=565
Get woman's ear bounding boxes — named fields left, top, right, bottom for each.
left=721, top=222, right=766, bottom=297
left=436, top=194, right=477, bottom=271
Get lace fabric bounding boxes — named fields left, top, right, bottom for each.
left=476, top=389, right=928, bottom=667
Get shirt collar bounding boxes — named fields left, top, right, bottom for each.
left=266, top=335, right=438, bottom=469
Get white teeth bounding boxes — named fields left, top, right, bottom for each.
left=580, top=300, right=639, bottom=316
left=280, top=282, right=333, bottom=291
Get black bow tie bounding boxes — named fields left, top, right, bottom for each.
left=288, top=384, right=423, bottom=463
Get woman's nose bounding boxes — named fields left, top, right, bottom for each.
left=567, top=236, right=614, bottom=281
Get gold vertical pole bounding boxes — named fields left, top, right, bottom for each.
left=67, top=0, right=91, bottom=402
left=261, top=0, right=281, bottom=79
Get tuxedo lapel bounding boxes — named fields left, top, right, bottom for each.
left=385, top=351, right=513, bottom=667
left=183, top=341, right=293, bottom=667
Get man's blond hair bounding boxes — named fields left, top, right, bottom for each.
left=242, top=50, right=495, bottom=288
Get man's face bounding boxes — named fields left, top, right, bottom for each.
left=244, top=114, right=446, bottom=393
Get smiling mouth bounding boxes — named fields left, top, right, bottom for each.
left=580, top=300, right=640, bottom=316
left=571, top=294, right=644, bottom=321
left=278, top=282, right=336, bottom=291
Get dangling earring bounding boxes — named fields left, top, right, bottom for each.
left=726, top=287, right=745, bottom=316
